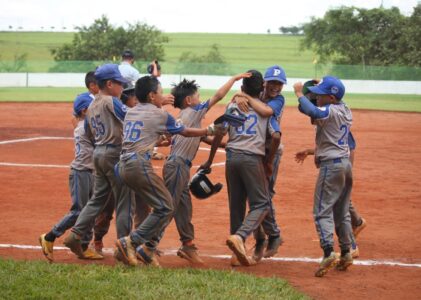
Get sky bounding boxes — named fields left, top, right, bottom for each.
left=0, top=0, right=419, bottom=33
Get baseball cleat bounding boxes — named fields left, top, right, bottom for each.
left=351, top=244, right=360, bottom=258
left=263, top=236, right=283, bottom=258
left=80, top=248, right=104, bottom=260
left=353, top=218, right=367, bottom=239
left=315, top=252, right=339, bottom=277
left=230, top=254, right=241, bottom=267
left=252, top=238, right=267, bottom=262
left=336, top=252, right=353, bottom=271
left=93, top=240, right=104, bottom=256
left=115, top=237, right=138, bottom=266
left=177, top=244, right=204, bottom=265
left=63, top=232, right=84, bottom=258
left=39, top=234, right=54, bottom=262
left=226, top=235, right=256, bottom=267
left=136, top=245, right=160, bottom=267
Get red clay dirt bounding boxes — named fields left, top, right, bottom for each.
left=1, top=103, right=420, bottom=300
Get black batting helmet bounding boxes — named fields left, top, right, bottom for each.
left=189, top=169, right=223, bottom=199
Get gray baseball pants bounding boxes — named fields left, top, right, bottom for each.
left=314, top=157, right=353, bottom=252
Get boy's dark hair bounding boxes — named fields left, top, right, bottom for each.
left=242, top=70, right=264, bottom=97
left=85, top=71, right=97, bottom=89
left=97, top=79, right=109, bottom=89
left=135, top=76, right=160, bottom=103
left=171, top=79, right=200, bottom=109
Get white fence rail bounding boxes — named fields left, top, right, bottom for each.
left=1, top=73, right=421, bottom=95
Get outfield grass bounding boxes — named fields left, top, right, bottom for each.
left=0, top=259, right=308, bottom=299
left=0, top=87, right=419, bottom=112
left=0, top=32, right=317, bottom=76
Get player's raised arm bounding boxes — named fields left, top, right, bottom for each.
left=208, top=73, right=251, bottom=110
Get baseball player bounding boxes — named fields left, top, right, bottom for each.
left=63, top=64, right=133, bottom=258
left=293, top=76, right=354, bottom=277
left=296, top=80, right=367, bottom=251
left=39, top=93, right=103, bottom=261
left=232, top=65, right=287, bottom=262
left=160, top=73, right=251, bottom=265
left=201, top=70, right=281, bottom=266
left=114, top=75, right=217, bottom=267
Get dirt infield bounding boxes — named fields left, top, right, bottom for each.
left=1, top=102, right=421, bottom=300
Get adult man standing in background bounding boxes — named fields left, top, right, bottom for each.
left=119, top=50, right=140, bottom=88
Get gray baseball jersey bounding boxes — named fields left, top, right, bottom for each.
left=85, top=94, right=126, bottom=146
left=226, top=103, right=277, bottom=156
left=313, top=103, right=353, bottom=161
left=170, top=100, right=209, bottom=161
left=121, top=103, right=185, bottom=158
left=70, top=120, right=94, bottom=171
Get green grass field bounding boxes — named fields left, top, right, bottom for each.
left=0, top=259, right=308, bottom=299
left=0, top=87, right=419, bottom=112
left=0, top=31, right=319, bottom=76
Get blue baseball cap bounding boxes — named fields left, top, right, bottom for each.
left=73, top=92, right=93, bottom=116
left=94, top=63, right=128, bottom=84
left=264, top=65, right=287, bottom=84
left=308, top=76, right=345, bottom=100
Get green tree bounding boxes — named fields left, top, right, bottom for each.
left=175, top=44, right=230, bottom=75
left=301, top=6, right=406, bottom=66
left=51, top=15, right=168, bottom=62
left=398, top=4, right=421, bottom=67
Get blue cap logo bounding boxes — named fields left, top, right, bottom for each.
left=264, top=65, right=287, bottom=84
left=308, top=76, right=345, bottom=100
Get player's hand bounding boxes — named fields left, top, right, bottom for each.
left=293, top=82, right=304, bottom=97
left=233, top=72, right=252, bottom=81
left=235, top=96, right=250, bottom=113
left=199, top=160, right=212, bottom=172
left=162, top=94, right=175, bottom=106
left=295, top=150, right=309, bottom=164
left=264, top=161, right=273, bottom=177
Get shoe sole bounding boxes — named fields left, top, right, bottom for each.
left=177, top=250, right=204, bottom=265
left=253, top=240, right=268, bottom=262
left=353, top=221, right=367, bottom=238
left=336, top=260, right=353, bottom=271
left=226, top=238, right=254, bottom=267
left=115, top=240, right=137, bottom=266
left=315, top=258, right=339, bottom=277
left=38, top=235, right=53, bottom=262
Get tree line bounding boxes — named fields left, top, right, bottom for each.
left=302, top=5, right=421, bottom=67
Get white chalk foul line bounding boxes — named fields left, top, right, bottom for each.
left=0, top=136, right=226, bottom=169
left=0, top=136, right=73, bottom=145
left=1, top=243, right=420, bottom=269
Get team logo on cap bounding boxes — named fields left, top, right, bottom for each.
left=273, top=69, right=281, bottom=76
left=331, top=86, right=339, bottom=94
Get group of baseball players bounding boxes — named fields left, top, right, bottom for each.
left=39, top=50, right=367, bottom=277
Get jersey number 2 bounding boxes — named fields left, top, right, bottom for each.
left=235, top=114, right=257, bottom=135
left=338, top=124, right=349, bottom=145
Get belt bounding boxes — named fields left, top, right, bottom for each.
left=166, top=155, right=192, bottom=167
left=122, top=152, right=151, bottom=161
left=318, top=157, right=348, bottom=167
left=96, top=144, right=121, bottom=148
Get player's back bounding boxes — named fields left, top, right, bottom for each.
left=170, top=100, right=209, bottom=161
left=71, top=120, right=94, bottom=171
left=86, top=94, right=125, bottom=146
left=122, top=103, right=182, bottom=157
left=226, top=102, right=269, bottom=156
left=315, top=103, right=352, bottom=161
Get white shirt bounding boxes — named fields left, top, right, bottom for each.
left=119, top=61, right=140, bottom=86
